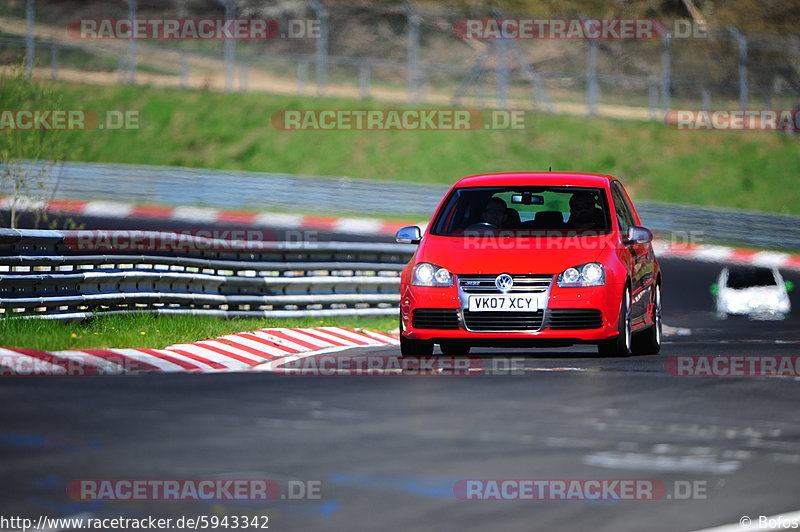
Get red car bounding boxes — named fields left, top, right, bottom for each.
left=396, top=172, right=662, bottom=357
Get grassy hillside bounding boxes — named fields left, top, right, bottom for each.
left=20, top=81, right=800, bottom=215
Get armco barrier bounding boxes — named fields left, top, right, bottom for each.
left=4, top=161, right=800, bottom=250
left=0, top=229, right=415, bottom=320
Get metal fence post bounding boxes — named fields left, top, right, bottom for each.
left=492, top=7, right=553, bottom=113
left=220, top=0, right=236, bottom=92
left=359, top=64, right=370, bottom=99
left=491, top=10, right=512, bottom=110
left=297, top=60, right=309, bottom=95
left=180, top=53, right=188, bottom=88
left=311, top=0, right=328, bottom=97
left=406, top=3, right=420, bottom=103
left=50, top=42, right=59, bottom=81
left=586, top=37, right=598, bottom=116
left=728, top=26, right=748, bottom=109
left=496, top=37, right=509, bottom=109
left=660, top=31, right=671, bottom=113
left=648, top=81, right=658, bottom=120
left=24, top=0, right=34, bottom=76
left=126, top=0, right=137, bottom=84
left=239, top=59, right=248, bottom=92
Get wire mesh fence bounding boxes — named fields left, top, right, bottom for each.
left=2, top=1, right=798, bottom=117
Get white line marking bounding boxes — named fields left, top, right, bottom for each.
left=171, top=206, right=220, bottom=222
left=359, top=329, right=400, bottom=344
left=253, top=345, right=362, bottom=372
left=268, top=329, right=335, bottom=349
left=53, top=350, right=127, bottom=374
left=694, top=246, right=734, bottom=262
left=214, top=336, right=290, bottom=359
left=751, top=251, right=790, bottom=268
left=297, top=328, right=361, bottom=346
left=111, top=349, right=193, bottom=372
left=193, top=340, right=271, bottom=363
left=335, top=217, right=384, bottom=234
left=253, top=212, right=304, bottom=227
left=0, top=348, right=67, bottom=375
left=583, top=451, right=740, bottom=474
left=247, top=330, right=311, bottom=352
left=164, top=344, right=255, bottom=370
left=318, top=327, right=381, bottom=344
left=83, top=201, right=133, bottom=218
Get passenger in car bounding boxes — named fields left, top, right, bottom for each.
left=567, top=191, right=604, bottom=229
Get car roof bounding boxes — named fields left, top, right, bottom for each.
left=452, top=172, right=617, bottom=189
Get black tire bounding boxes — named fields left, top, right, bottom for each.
left=632, top=283, right=662, bottom=355
left=597, top=286, right=632, bottom=356
left=399, top=317, right=434, bottom=357
left=440, top=342, right=471, bottom=356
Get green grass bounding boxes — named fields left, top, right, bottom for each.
left=0, top=313, right=396, bottom=351
left=11, top=81, right=800, bottom=215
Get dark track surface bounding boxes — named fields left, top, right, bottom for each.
left=1, top=215, right=799, bottom=531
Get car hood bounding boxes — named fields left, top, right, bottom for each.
left=416, top=233, right=616, bottom=275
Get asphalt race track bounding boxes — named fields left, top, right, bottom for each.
left=1, top=214, right=799, bottom=531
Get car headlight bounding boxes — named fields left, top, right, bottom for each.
left=557, top=262, right=605, bottom=287
left=412, top=262, right=453, bottom=287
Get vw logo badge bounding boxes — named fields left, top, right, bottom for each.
left=495, top=273, right=514, bottom=292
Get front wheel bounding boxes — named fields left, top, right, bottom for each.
left=597, top=286, right=632, bottom=356
left=399, top=317, right=434, bottom=357
left=631, top=283, right=662, bottom=355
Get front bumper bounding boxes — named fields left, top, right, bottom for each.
left=400, top=282, right=624, bottom=344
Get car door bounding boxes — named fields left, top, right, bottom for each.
left=610, top=181, right=650, bottom=322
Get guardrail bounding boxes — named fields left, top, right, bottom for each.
left=5, top=161, right=800, bottom=251
left=0, top=229, right=415, bottom=320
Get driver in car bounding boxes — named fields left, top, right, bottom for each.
left=481, top=197, right=509, bottom=228
left=567, top=192, right=603, bottom=230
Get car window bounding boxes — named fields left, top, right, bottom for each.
left=727, top=267, right=778, bottom=289
left=611, top=182, right=636, bottom=232
left=430, top=186, right=611, bottom=236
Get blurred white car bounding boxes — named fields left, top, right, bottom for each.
left=712, top=266, right=792, bottom=319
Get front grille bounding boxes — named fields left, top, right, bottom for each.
left=547, top=309, right=603, bottom=330
left=463, top=310, right=544, bottom=331
left=458, top=274, right=552, bottom=294
left=412, top=308, right=460, bottom=329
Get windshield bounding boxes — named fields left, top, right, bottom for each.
left=431, top=186, right=611, bottom=236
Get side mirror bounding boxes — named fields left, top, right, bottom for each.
left=624, top=225, right=653, bottom=245
left=786, top=280, right=795, bottom=292
left=395, top=226, right=422, bottom=244
left=709, top=283, right=719, bottom=296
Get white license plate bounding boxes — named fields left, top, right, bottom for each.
left=469, top=294, right=540, bottom=312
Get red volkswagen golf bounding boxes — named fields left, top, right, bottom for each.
left=396, top=172, right=662, bottom=357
